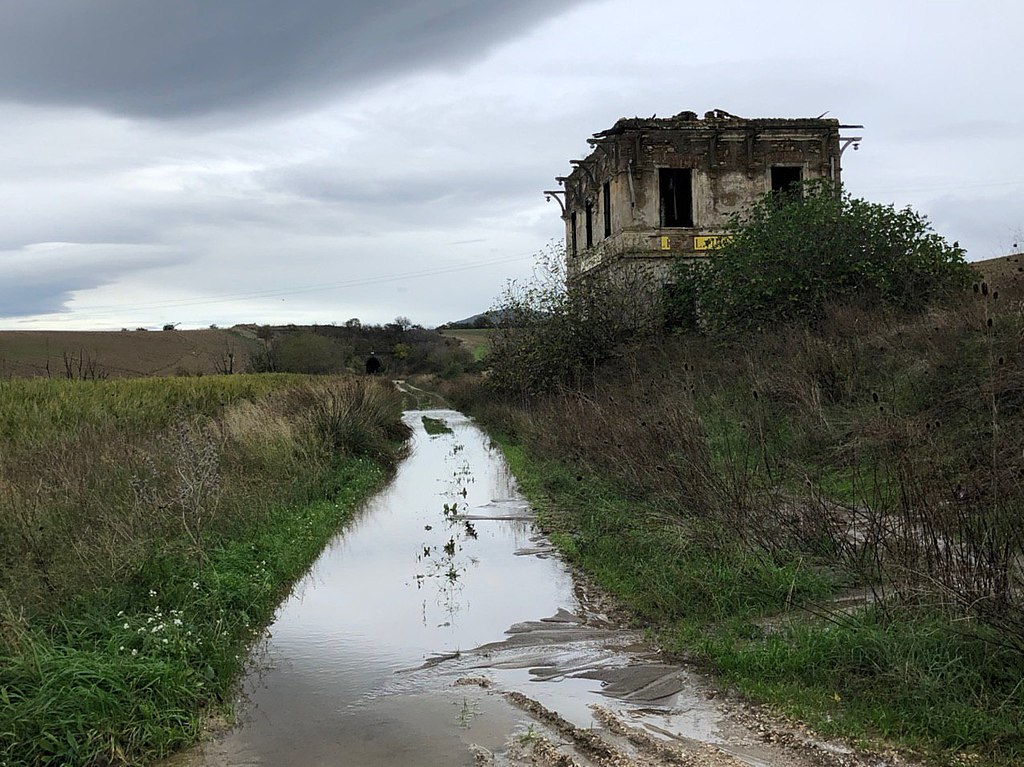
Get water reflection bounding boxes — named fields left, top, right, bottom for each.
left=169, top=409, right=576, bottom=766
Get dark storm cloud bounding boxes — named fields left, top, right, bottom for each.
left=0, top=0, right=587, bottom=118
left=263, top=161, right=543, bottom=212
left=0, top=277, right=103, bottom=318
left=0, top=245, right=182, bottom=318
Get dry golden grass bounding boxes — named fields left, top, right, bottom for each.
left=970, top=252, right=1024, bottom=302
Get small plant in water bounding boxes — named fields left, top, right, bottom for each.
left=455, top=697, right=479, bottom=728
left=516, top=723, right=541, bottom=744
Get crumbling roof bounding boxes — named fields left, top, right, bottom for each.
left=593, top=109, right=843, bottom=138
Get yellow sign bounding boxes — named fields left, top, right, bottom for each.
left=660, top=236, right=671, bottom=250
left=694, top=235, right=730, bottom=251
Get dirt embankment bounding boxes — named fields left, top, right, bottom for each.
left=971, top=252, right=1024, bottom=301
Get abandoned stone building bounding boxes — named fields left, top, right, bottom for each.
left=546, top=110, right=862, bottom=283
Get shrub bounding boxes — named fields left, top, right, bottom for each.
left=253, top=331, right=352, bottom=374
left=487, top=242, right=650, bottom=397
left=667, top=183, right=974, bottom=333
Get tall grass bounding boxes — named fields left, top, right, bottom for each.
left=451, top=291, right=1024, bottom=764
left=0, top=375, right=408, bottom=765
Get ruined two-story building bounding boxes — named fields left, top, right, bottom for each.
left=546, top=110, right=862, bottom=284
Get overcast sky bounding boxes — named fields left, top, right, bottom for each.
left=1, top=0, right=1021, bottom=330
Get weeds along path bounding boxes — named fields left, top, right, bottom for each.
left=458, top=287, right=1024, bottom=767
left=0, top=375, right=407, bottom=767
left=164, top=409, right=908, bottom=767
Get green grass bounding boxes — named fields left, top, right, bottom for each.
left=440, top=329, right=493, bottom=362
left=500, top=441, right=837, bottom=623
left=0, top=375, right=408, bottom=765
left=0, top=374, right=306, bottom=453
left=699, top=611, right=1024, bottom=764
left=497, top=437, right=1024, bottom=766
left=1, top=459, right=386, bottom=766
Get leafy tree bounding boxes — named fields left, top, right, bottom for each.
left=666, top=182, right=973, bottom=333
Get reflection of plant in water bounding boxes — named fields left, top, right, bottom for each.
left=414, top=529, right=467, bottom=621
left=421, top=416, right=453, bottom=436
left=455, top=697, right=479, bottom=728
left=410, top=436, right=489, bottom=628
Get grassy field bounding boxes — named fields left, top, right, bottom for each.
left=0, top=374, right=408, bottom=765
left=0, top=328, right=261, bottom=379
left=440, top=328, right=493, bottom=361
left=447, top=280, right=1024, bottom=766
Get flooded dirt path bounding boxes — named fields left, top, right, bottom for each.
left=169, top=410, right=909, bottom=767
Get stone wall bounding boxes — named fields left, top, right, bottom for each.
left=560, top=110, right=847, bottom=281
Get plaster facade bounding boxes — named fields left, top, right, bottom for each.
left=548, top=110, right=860, bottom=281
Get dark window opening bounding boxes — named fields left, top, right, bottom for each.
left=602, top=181, right=612, bottom=238
left=659, top=168, right=693, bottom=227
left=585, top=201, right=594, bottom=248
left=771, top=166, right=802, bottom=194
left=571, top=212, right=578, bottom=255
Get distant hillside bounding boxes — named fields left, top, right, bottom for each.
left=0, top=322, right=476, bottom=379
left=0, top=329, right=259, bottom=379
left=970, top=252, right=1024, bottom=301
left=441, top=311, right=498, bottom=329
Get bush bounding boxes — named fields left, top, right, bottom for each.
left=253, top=331, right=352, bottom=374
left=487, top=242, right=649, bottom=398
left=667, top=183, right=973, bottom=333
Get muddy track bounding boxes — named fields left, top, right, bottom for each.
left=429, top=601, right=922, bottom=767
left=164, top=409, right=921, bottom=767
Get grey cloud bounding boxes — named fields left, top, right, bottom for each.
left=0, top=244, right=185, bottom=318
left=0, top=0, right=587, bottom=118
left=261, top=161, right=546, bottom=224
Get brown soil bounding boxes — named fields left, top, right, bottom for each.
left=0, top=328, right=260, bottom=378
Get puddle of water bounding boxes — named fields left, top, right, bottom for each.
left=165, top=409, right=793, bottom=767
left=168, top=410, right=577, bottom=765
